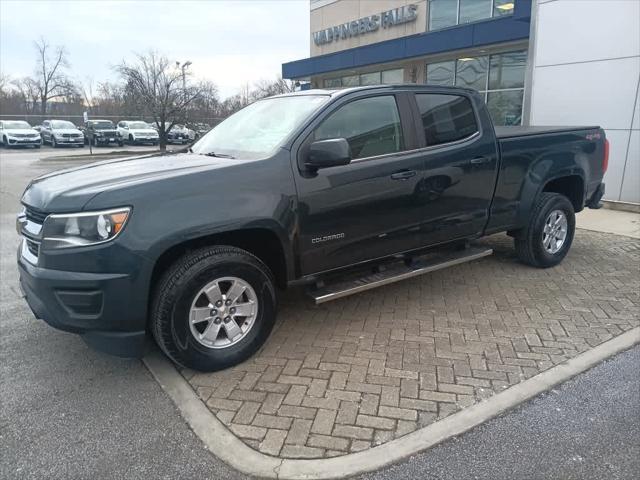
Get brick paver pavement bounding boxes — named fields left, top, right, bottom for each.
left=181, top=231, right=639, bottom=459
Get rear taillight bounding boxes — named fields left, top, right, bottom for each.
left=603, top=138, right=609, bottom=174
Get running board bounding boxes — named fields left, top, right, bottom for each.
left=308, top=246, right=493, bottom=304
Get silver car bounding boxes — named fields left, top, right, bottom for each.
left=40, top=120, right=85, bottom=148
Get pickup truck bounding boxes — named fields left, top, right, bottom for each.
left=16, top=85, right=607, bottom=372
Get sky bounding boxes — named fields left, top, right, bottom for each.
left=0, top=0, right=310, bottom=99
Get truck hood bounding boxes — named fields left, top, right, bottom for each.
left=22, top=153, right=235, bottom=212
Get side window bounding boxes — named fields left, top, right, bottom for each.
left=415, top=94, right=478, bottom=146
left=315, top=95, right=404, bottom=160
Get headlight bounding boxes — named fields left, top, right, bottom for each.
left=41, top=207, right=131, bottom=249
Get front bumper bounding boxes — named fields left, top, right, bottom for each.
left=132, top=137, right=158, bottom=144
left=17, top=245, right=147, bottom=357
left=94, top=137, right=121, bottom=145
left=55, top=137, right=84, bottom=145
left=6, top=138, right=41, bottom=146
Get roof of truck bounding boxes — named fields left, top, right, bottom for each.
left=272, top=84, right=479, bottom=99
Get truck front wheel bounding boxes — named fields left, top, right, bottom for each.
left=150, top=246, right=277, bottom=371
left=514, top=192, right=575, bottom=268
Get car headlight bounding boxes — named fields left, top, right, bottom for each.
left=41, top=207, right=131, bottom=249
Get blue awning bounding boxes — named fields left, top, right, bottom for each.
left=283, top=0, right=531, bottom=79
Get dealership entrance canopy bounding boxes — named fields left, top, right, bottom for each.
left=282, top=0, right=640, bottom=204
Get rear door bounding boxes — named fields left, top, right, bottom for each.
left=410, top=91, right=499, bottom=244
left=293, top=92, right=427, bottom=275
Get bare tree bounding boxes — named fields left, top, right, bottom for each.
left=116, top=51, right=203, bottom=150
left=253, top=77, right=295, bottom=99
left=0, top=73, right=10, bottom=97
left=11, top=77, right=41, bottom=115
left=33, top=38, right=77, bottom=115
left=80, top=77, right=96, bottom=112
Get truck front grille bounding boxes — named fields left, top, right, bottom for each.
left=24, top=206, right=48, bottom=224
left=25, top=238, right=39, bottom=257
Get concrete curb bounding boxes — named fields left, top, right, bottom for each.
left=143, top=327, right=640, bottom=480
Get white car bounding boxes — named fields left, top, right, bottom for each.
left=117, top=121, right=159, bottom=145
left=40, top=120, right=85, bottom=148
left=0, top=120, right=42, bottom=148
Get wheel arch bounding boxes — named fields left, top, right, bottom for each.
left=148, top=226, right=291, bottom=298
left=542, top=175, right=585, bottom=213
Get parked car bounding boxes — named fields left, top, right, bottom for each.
left=16, top=86, right=607, bottom=372
left=82, top=120, right=122, bottom=147
left=0, top=120, right=41, bottom=148
left=116, top=121, right=159, bottom=145
left=40, top=120, right=84, bottom=148
left=166, top=124, right=191, bottom=144
left=187, top=122, right=211, bottom=139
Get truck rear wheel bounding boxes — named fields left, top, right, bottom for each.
left=514, top=192, right=575, bottom=268
left=151, top=246, right=277, bottom=371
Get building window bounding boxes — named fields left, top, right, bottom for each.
left=381, top=69, right=404, bottom=84
left=415, top=94, right=478, bottom=146
left=426, top=61, right=456, bottom=86
left=493, top=0, right=515, bottom=16
left=428, top=0, right=515, bottom=31
left=324, top=78, right=342, bottom=88
left=455, top=56, right=489, bottom=91
left=323, top=68, right=404, bottom=89
left=360, top=72, right=381, bottom=86
left=342, top=75, right=359, bottom=87
left=460, top=0, right=493, bottom=24
left=429, top=0, right=458, bottom=30
left=315, top=96, right=405, bottom=160
left=425, top=49, right=527, bottom=126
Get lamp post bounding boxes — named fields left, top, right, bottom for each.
left=177, top=60, right=192, bottom=124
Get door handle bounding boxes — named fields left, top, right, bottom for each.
left=390, top=170, right=417, bottom=180
left=470, top=156, right=491, bottom=165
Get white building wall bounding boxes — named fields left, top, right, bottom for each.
left=528, top=0, right=640, bottom=204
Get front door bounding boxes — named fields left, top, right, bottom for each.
left=294, top=93, right=428, bottom=276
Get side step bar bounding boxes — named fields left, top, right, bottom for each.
left=308, top=246, right=492, bottom=304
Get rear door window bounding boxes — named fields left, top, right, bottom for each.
left=315, top=95, right=405, bottom=160
left=415, top=94, right=478, bottom=146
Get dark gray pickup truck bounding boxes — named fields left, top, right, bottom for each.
left=17, top=85, right=607, bottom=371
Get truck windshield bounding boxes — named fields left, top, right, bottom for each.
left=191, top=95, right=329, bottom=159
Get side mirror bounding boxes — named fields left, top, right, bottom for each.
left=306, top=138, right=351, bottom=170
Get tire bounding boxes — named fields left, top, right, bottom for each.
left=1, top=136, right=6, bottom=147
left=118, top=141, right=124, bottom=147
left=151, top=246, right=277, bottom=371
left=51, top=136, right=57, bottom=148
left=514, top=192, right=575, bottom=268
left=128, top=134, right=134, bottom=145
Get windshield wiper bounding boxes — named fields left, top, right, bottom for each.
left=202, top=152, right=235, bottom=159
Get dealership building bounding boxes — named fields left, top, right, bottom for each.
left=282, top=0, right=640, bottom=205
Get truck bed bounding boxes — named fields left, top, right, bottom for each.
left=494, top=125, right=600, bottom=139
